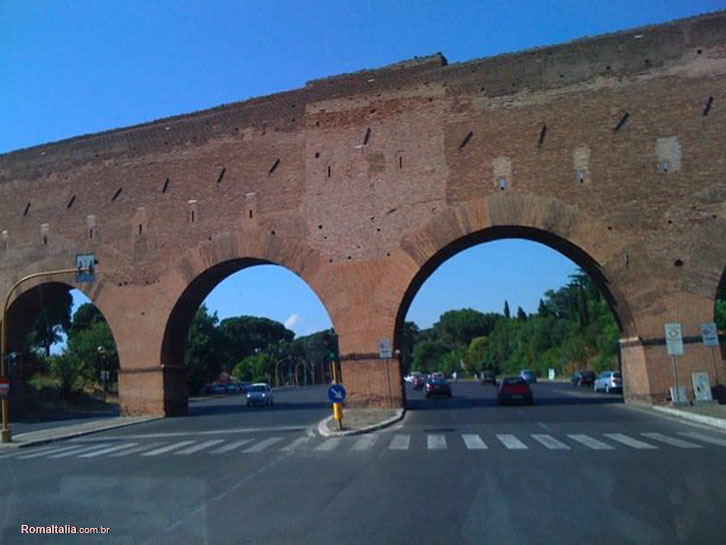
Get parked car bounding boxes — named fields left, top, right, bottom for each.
left=519, top=369, right=537, bottom=384
left=404, top=372, right=424, bottom=384
left=425, top=376, right=452, bottom=398
left=208, top=384, right=226, bottom=395
left=413, top=375, right=426, bottom=390
left=246, top=383, right=274, bottom=406
left=571, top=370, right=596, bottom=387
left=480, top=371, right=496, bottom=385
left=593, top=371, right=623, bottom=393
left=497, top=376, right=534, bottom=405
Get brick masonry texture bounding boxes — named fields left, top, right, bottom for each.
left=1, top=12, right=725, bottom=414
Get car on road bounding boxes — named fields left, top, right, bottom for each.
left=480, top=371, right=496, bottom=385
left=571, top=370, right=596, bottom=387
left=593, top=371, right=623, bottom=393
left=413, top=375, right=426, bottom=390
left=246, top=383, right=274, bottom=406
left=519, top=369, right=537, bottom=384
left=425, top=376, right=452, bottom=398
left=497, top=376, right=534, bottom=405
left=404, top=372, right=424, bottom=384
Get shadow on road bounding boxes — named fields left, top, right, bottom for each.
left=188, top=400, right=330, bottom=417
left=405, top=391, right=624, bottom=411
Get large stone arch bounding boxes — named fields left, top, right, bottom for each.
left=393, top=193, right=637, bottom=339
left=119, top=228, right=334, bottom=415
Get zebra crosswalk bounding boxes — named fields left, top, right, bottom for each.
left=2, top=430, right=725, bottom=462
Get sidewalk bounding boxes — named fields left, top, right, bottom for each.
left=0, top=415, right=162, bottom=449
left=651, top=402, right=726, bottom=431
left=318, top=407, right=405, bottom=437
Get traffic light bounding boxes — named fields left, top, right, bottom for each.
left=322, top=332, right=339, bottom=362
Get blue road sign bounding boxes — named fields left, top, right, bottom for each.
left=75, top=253, right=95, bottom=283
left=327, top=384, right=346, bottom=403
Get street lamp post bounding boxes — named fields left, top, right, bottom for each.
left=1, top=266, right=92, bottom=443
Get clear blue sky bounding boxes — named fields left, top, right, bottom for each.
left=5, top=1, right=723, bottom=336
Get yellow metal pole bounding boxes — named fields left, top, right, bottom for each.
left=1, top=267, right=90, bottom=443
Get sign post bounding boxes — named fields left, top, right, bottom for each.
left=379, top=338, right=393, bottom=407
left=701, top=322, right=720, bottom=385
left=665, top=323, right=685, bottom=405
left=327, top=384, right=346, bottom=429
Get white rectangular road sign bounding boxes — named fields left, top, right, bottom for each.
left=692, top=372, right=713, bottom=402
left=665, top=323, right=684, bottom=356
left=701, top=323, right=719, bottom=347
left=378, top=338, right=392, bottom=359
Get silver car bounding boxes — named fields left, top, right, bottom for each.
left=246, top=383, right=274, bottom=406
left=593, top=371, right=623, bottom=393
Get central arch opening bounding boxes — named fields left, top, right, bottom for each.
left=394, top=226, right=631, bottom=410
left=161, top=259, right=334, bottom=416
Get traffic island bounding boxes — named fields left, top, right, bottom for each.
left=318, top=407, right=404, bottom=437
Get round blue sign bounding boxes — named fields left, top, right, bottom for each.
left=327, top=384, right=346, bottom=403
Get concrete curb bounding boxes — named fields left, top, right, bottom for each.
left=0, top=415, right=164, bottom=449
left=651, top=406, right=726, bottom=431
left=317, top=408, right=406, bottom=437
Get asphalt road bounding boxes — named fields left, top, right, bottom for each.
left=2, top=382, right=726, bottom=544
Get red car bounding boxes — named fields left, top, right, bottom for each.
left=497, top=377, right=534, bottom=405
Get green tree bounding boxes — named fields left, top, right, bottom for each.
left=26, top=291, right=73, bottom=357
left=219, top=316, right=294, bottom=371
left=465, top=336, right=490, bottom=371
left=233, top=351, right=275, bottom=383
left=185, top=305, right=225, bottom=394
left=398, top=321, right=419, bottom=374
left=433, top=309, right=499, bottom=348
left=503, top=300, right=510, bottom=319
left=412, top=339, right=449, bottom=373
left=516, top=307, right=527, bottom=321
left=48, top=303, right=118, bottom=396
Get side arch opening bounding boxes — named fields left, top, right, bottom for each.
left=160, top=258, right=334, bottom=415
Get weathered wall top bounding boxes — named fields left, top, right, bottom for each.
left=1, top=10, right=724, bottom=180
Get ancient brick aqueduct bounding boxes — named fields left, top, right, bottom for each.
left=0, top=12, right=725, bottom=415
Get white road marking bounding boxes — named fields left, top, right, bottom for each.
left=243, top=437, right=284, bottom=453
left=49, top=443, right=112, bottom=458
left=603, top=433, right=657, bottom=449
left=315, top=439, right=340, bottom=452
left=641, top=433, right=702, bottom=449
left=497, top=434, right=528, bottom=450
left=0, top=445, right=64, bottom=459
left=141, top=441, right=196, bottom=456
left=100, top=425, right=305, bottom=440
left=427, top=434, right=447, bottom=450
left=679, top=431, right=726, bottom=447
left=462, top=434, right=487, bottom=450
left=109, top=442, right=164, bottom=457
left=567, top=434, right=614, bottom=450
left=79, top=443, right=139, bottom=458
left=17, top=444, right=87, bottom=459
left=389, top=434, right=410, bottom=450
left=209, top=439, right=254, bottom=454
left=174, top=439, right=226, bottom=455
left=281, top=437, right=312, bottom=451
left=531, top=434, right=570, bottom=450
left=352, top=434, right=378, bottom=451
